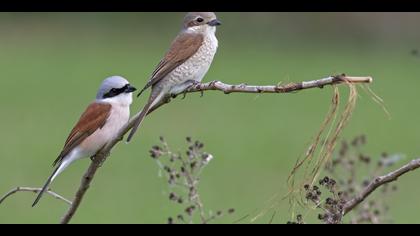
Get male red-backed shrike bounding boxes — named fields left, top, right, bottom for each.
left=126, top=12, right=221, bottom=142
left=32, top=76, right=137, bottom=207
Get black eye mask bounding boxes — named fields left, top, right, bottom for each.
left=103, top=84, right=130, bottom=99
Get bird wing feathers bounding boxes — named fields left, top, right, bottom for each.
left=52, top=102, right=112, bottom=167
left=138, top=32, right=204, bottom=95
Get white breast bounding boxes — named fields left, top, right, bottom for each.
left=80, top=103, right=130, bottom=157
left=167, top=31, right=218, bottom=93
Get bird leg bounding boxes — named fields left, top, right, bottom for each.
left=90, top=146, right=110, bottom=167
left=181, top=80, right=202, bottom=99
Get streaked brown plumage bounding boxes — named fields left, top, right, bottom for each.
left=138, top=33, right=204, bottom=96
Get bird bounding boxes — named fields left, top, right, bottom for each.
left=32, top=76, right=137, bottom=207
left=126, top=12, right=221, bottom=142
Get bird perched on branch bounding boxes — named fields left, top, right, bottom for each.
left=32, top=76, right=137, bottom=207
left=126, top=12, right=221, bottom=142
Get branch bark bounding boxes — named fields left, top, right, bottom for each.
left=343, top=158, right=420, bottom=215
left=0, top=187, right=71, bottom=205
left=186, top=75, right=372, bottom=94
left=59, top=74, right=373, bottom=224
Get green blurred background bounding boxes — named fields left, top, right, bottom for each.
left=0, top=12, right=419, bottom=224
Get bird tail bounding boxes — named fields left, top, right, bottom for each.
left=32, top=158, right=72, bottom=207
left=126, top=91, right=164, bottom=143
left=32, top=164, right=61, bottom=207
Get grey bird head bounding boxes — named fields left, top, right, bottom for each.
left=182, top=12, right=221, bottom=31
left=96, top=76, right=137, bottom=100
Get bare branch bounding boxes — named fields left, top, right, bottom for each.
left=186, top=75, right=372, bottom=94
left=0, top=187, right=71, bottom=205
left=59, top=74, right=373, bottom=224
left=343, top=158, right=420, bottom=215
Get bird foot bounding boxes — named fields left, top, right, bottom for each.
left=90, top=152, right=110, bottom=167
left=181, top=80, right=202, bottom=99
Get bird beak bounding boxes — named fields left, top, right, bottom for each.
left=125, top=85, right=137, bottom=93
left=207, top=19, right=222, bottom=26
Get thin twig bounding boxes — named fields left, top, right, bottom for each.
left=178, top=155, right=207, bottom=223
left=59, top=74, right=373, bottom=224
left=343, top=158, right=420, bottom=215
left=0, top=187, right=71, bottom=205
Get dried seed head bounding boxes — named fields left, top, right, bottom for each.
left=320, top=176, right=329, bottom=186
left=149, top=146, right=163, bottom=158
left=326, top=198, right=334, bottom=205
left=296, top=214, right=303, bottom=223
left=202, top=153, right=214, bottom=165
left=185, top=205, right=196, bottom=216
left=164, top=166, right=171, bottom=173
left=190, top=161, right=197, bottom=170
left=150, top=151, right=157, bottom=159
left=169, top=192, right=177, bottom=201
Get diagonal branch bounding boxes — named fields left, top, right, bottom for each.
left=0, top=187, right=71, bottom=205
left=343, top=158, right=420, bottom=215
left=59, top=74, right=373, bottom=224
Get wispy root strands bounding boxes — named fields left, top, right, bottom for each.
left=286, top=82, right=358, bottom=208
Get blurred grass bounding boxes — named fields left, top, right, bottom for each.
left=0, top=12, right=420, bottom=223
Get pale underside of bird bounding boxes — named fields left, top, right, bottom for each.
left=32, top=76, right=136, bottom=207
left=126, top=12, right=221, bottom=142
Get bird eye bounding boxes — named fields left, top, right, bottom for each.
left=196, top=17, right=204, bottom=23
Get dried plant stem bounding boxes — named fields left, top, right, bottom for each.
left=0, top=187, right=71, bottom=205
left=178, top=157, right=207, bottom=223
